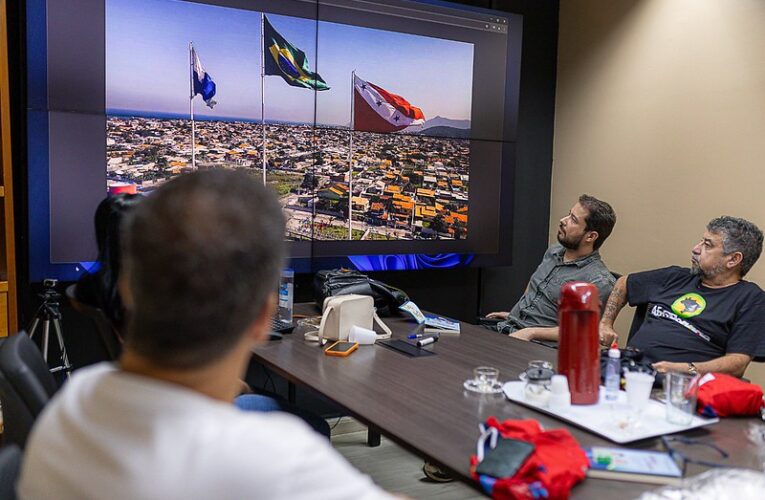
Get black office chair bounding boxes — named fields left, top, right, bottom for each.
left=0, top=444, right=22, bottom=500
left=65, top=284, right=122, bottom=360
left=627, top=303, right=648, bottom=344
left=0, top=333, right=60, bottom=448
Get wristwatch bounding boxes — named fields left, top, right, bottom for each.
left=687, top=362, right=698, bottom=376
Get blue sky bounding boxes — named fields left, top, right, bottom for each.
left=106, top=0, right=474, bottom=125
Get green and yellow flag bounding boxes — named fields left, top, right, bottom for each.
left=263, top=16, right=329, bottom=91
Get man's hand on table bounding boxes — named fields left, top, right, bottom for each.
left=652, top=361, right=688, bottom=374
left=486, top=311, right=509, bottom=320
left=598, top=323, right=618, bottom=347
left=509, top=328, right=535, bottom=341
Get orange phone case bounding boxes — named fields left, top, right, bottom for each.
left=324, top=341, right=359, bottom=357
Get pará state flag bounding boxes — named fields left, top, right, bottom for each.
left=192, top=47, right=217, bottom=109
left=263, top=16, right=329, bottom=91
left=353, top=75, right=425, bottom=133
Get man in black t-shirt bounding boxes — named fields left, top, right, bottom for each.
left=600, top=216, right=765, bottom=377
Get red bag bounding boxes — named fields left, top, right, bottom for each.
left=696, top=373, right=764, bottom=418
left=471, top=418, right=588, bottom=499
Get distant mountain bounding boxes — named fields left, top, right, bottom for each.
left=421, top=116, right=471, bottom=130
left=402, top=116, right=471, bottom=138
left=416, top=126, right=471, bottom=139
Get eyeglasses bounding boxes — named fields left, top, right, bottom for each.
left=661, top=436, right=729, bottom=475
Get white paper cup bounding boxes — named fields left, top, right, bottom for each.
left=348, top=325, right=377, bottom=345
left=550, top=374, right=570, bottom=395
left=549, top=391, right=571, bottom=411
left=624, top=371, right=655, bottom=411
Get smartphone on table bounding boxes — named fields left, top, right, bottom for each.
left=324, top=341, right=359, bottom=357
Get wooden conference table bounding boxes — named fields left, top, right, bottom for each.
left=251, top=304, right=764, bottom=498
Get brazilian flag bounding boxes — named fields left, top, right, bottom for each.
left=263, top=16, right=329, bottom=91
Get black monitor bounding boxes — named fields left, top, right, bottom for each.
left=26, top=0, right=522, bottom=280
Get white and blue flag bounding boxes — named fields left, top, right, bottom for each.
left=191, top=47, right=217, bottom=109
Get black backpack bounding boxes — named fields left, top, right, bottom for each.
left=313, top=269, right=409, bottom=316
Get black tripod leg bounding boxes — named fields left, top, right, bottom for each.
left=52, top=318, right=72, bottom=377
left=42, top=320, right=51, bottom=363
left=28, top=318, right=40, bottom=341
left=27, top=302, right=48, bottom=340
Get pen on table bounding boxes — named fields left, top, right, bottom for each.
left=408, top=332, right=440, bottom=340
left=416, top=336, right=439, bottom=347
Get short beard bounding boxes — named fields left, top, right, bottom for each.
left=690, top=263, right=701, bottom=276
left=557, top=232, right=584, bottom=250
left=691, top=261, right=726, bottom=280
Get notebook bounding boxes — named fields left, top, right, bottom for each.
left=423, top=314, right=461, bottom=334
left=585, top=447, right=683, bottom=485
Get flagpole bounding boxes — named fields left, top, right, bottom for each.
left=348, top=70, right=355, bottom=240
left=411, top=193, right=416, bottom=237
left=189, top=42, right=196, bottom=169
left=260, top=13, right=267, bottom=186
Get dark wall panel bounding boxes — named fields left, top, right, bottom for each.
left=476, top=0, right=559, bottom=314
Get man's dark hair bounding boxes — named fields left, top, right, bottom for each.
left=122, top=170, right=285, bottom=369
left=578, top=194, right=616, bottom=250
left=707, top=216, right=763, bottom=277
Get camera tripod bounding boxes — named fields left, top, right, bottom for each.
left=28, top=280, right=72, bottom=377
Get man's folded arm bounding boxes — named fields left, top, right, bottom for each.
left=599, top=275, right=629, bottom=344
left=509, top=327, right=558, bottom=342
left=652, top=353, right=752, bottom=378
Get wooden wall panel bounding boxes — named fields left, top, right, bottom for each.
left=0, top=0, right=18, bottom=336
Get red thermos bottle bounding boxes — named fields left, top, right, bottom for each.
left=557, top=281, right=601, bottom=405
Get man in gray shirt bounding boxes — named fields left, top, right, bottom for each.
left=488, top=194, right=617, bottom=344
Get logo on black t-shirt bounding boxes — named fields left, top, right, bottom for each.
left=649, top=304, right=711, bottom=342
left=670, top=293, right=706, bottom=318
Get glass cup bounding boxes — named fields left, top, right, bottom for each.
left=665, top=372, right=699, bottom=425
left=473, top=366, right=500, bottom=392
left=528, top=360, right=553, bottom=371
left=518, top=360, right=554, bottom=382
left=521, top=367, right=554, bottom=405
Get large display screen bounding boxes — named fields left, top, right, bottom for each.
left=27, top=0, right=522, bottom=280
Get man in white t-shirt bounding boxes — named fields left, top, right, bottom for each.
left=19, top=171, right=396, bottom=500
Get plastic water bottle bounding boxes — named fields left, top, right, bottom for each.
left=278, top=268, right=294, bottom=323
left=605, top=341, right=621, bottom=401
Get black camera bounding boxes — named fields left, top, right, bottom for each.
left=38, top=278, right=62, bottom=303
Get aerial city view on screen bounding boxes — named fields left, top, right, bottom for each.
left=106, top=0, right=474, bottom=241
